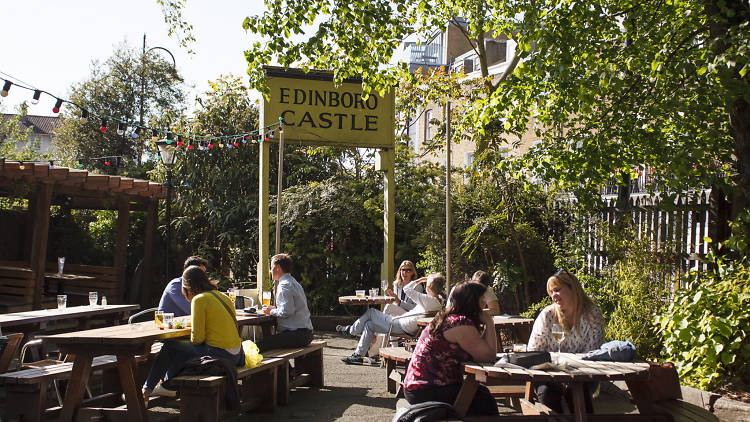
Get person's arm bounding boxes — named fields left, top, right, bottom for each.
left=485, top=299, right=501, bottom=316
left=190, top=295, right=206, bottom=345
left=270, top=282, right=293, bottom=319
left=443, top=313, right=497, bottom=363
left=157, top=281, right=173, bottom=312
left=403, top=278, right=430, bottom=304
left=527, top=306, right=553, bottom=352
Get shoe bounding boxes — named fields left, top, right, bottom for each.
left=151, top=383, right=177, bottom=398
left=335, top=325, right=354, bottom=337
left=341, top=353, right=364, bottom=365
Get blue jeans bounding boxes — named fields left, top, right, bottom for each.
left=144, top=340, right=244, bottom=390
left=349, top=308, right=408, bottom=356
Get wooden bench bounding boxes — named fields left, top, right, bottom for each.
left=0, top=343, right=162, bottom=421
left=171, top=357, right=286, bottom=422
left=379, top=346, right=412, bottom=396
left=262, top=340, right=326, bottom=405
left=0, top=265, right=35, bottom=312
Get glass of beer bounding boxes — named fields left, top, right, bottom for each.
left=228, top=287, right=237, bottom=305
left=155, top=311, right=164, bottom=328
left=262, top=291, right=272, bottom=306
left=355, top=290, right=366, bottom=298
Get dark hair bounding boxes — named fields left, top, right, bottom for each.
left=429, top=281, right=486, bottom=336
left=271, top=253, right=293, bottom=274
left=471, top=270, right=492, bottom=287
left=183, top=256, right=208, bottom=271
left=181, top=265, right=217, bottom=295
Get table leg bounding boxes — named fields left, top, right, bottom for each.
left=570, top=382, right=588, bottom=422
left=261, top=322, right=275, bottom=337
left=59, top=353, right=93, bottom=422
left=117, top=354, right=148, bottom=422
left=453, top=373, right=479, bottom=417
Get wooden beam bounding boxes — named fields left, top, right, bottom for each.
left=141, top=199, right=158, bottom=305
left=113, top=198, right=130, bottom=303
left=32, top=163, right=49, bottom=178
left=28, top=182, right=54, bottom=309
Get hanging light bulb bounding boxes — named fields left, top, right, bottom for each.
left=166, top=132, right=173, bottom=144
left=208, top=143, right=214, bottom=149
left=100, top=118, right=108, bottom=133
left=80, top=108, right=89, bottom=124
left=233, top=141, right=239, bottom=147
left=152, top=128, right=159, bottom=138
left=52, top=98, right=63, bottom=113
left=77, top=161, right=84, bottom=168
left=49, top=160, right=55, bottom=169
left=177, top=135, right=183, bottom=147
left=117, top=122, right=125, bottom=135
left=131, top=127, right=140, bottom=138
left=105, top=160, right=111, bottom=166
left=1, top=80, right=11, bottom=97
left=31, top=90, right=42, bottom=104
left=187, top=143, right=194, bottom=150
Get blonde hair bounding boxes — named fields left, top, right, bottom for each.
left=394, top=260, right=417, bottom=288
left=547, top=271, right=594, bottom=334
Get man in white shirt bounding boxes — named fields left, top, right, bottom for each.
left=258, top=253, right=314, bottom=352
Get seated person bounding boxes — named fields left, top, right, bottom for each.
left=257, top=253, right=314, bottom=352
left=472, top=270, right=501, bottom=315
left=158, top=255, right=209, bottom=317
left=527, top=269, right=604, bottom=413
left=382, top=260, right=425, bottom=316
left=403, top=281, right=498, bottom=415
left=337, top=273, right=445, bottom=365
left=446, top=270, right=501, bottom=316
left=143, top=266, right=244, bottom=397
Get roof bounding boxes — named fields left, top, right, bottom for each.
left=0, top=159, right=166, bottom=211
left=1, top=114, right=63, bottom=135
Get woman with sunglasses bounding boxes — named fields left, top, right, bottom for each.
left=385, top=260, right=425, bottom=315
left=527, top=270, right=603, bottom=413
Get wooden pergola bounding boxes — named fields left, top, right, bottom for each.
left=0, top=159, right=166, bottom=310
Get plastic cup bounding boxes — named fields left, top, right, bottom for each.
left=370, top=288, right=378, bottom=297
left=57, top=257, right=65, bottom=276
left=163, top=313, right=174, bottom=329
left=355, top=290, right=365, bottom=298
left=88, top=291, right=98, bottom=307
left=57, top=295, right=67, bottom=309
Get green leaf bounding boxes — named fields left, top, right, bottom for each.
left=697, top=66, right=707, bottom=75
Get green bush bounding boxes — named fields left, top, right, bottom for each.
left=656, top=261, right=750, bottom=390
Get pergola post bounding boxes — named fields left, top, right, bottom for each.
left=141, top=199, right=158, bottom=304
left=257, top=140, right=271, bottom=295
left=28, top=182, right=53, bottom=309
left=113, top=198, right=130, bottom=303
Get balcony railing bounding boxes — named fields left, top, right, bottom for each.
left=408, top=43, right=444, bottom=65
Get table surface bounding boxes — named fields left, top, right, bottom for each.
left=417, top=314, right=534, bottom=327
left=0, top=304, right=140, bottom=327
left=338, top=295, right=397, bottom=305
left=43, top=272, right=96, bottom=281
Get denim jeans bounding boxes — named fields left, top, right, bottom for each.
left=349, top=308, right=407, bottom=356
left=144, top=340, right=244, bottom=390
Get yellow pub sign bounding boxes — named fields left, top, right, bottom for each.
left=262, top=67, right=395, bottom=148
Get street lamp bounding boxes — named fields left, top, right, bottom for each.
left=156, top=139, right=178, bottom=279
left=139, top=34, right=176, bottom=163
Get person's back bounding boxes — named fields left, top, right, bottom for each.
left=157, top=256, right=209, bottom=317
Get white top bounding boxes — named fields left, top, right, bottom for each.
left=398, top=279, right=443, bottom=335
left=445, top=285, right=498, bottom=308
left=527, top=305, right=604, bottom=353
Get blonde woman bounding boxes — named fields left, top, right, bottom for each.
left=385, top=260, right=424, bottom=315
left=527, top=270, right=604, bottom=413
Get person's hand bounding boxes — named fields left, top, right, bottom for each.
left=479, top=309, right=494, bottom=325
left=262, top=305, right=275, bottom=315
left=415, top=277, right=428, bottom=284
left=387, top=289, right=400, bottom=304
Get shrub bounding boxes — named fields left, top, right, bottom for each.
left=656, top=260, right=750, bottom=390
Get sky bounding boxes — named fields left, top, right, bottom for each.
left=0, top=0, right=266, bottom=117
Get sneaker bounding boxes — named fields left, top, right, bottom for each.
left=151, top=383, right=177, bottom=398
left=363, top=355, right=381, bottom=365
left=335, top=325, right=354, bottom=337
left=341, top=353, right=364, bottom=365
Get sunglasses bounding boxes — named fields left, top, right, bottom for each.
left=400, top=268, right=413, bottom=273
left=554, top=269, right=570, bottom=277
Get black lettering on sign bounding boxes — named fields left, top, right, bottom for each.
left=294, top=89, right=306, bottom=104
left=329, top=92, right=340, bottom=107
left=365, top=115, right=378, bottom=131
left=366, top=95, right=378, bottom=110
left=299, top=111, right=316, bottom=127
left=333, top=113, right=347, bottom=129
left=319, top=113, right=332, bottom=128
left=314, top=90, right=326, bottom=106
left=280, top=88, right=290, bottom=104
left=280, top=110, right=295, bottom=125
left=350, top=114, right=363, bottom=131
left=341, top=93, right=353, bottom=108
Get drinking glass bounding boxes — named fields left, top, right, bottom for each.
left=381, top=280, right=389, bottom=296
left=57, top=294, right=67, bottom=309
left=57, top=257, right=66, bottom=276
left=88, top=291, right=98, bottom=307
left=154, top=310, right=164, bottom=328
left=370, top=288, right=379, bottom=297
left=551, top=323, right=566, bottom=365
left=163, top=313, right=174, bottom=329
left=262, top=291, right=272, bottom=306
left=355, top=289, right=365, bottom=298
left=228, top=287, right=237, bottom=306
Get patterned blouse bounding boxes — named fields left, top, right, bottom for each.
left=527, top=305, right=604, bottom=353
left=403, top=314, right=475, bottom=391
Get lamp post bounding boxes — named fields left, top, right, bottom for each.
left=156, top=140, right=177, bottom=278
left=140, top=34, right=176, bottom=163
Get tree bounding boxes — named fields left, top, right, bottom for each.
left=53, top=41, right=185, bottom=173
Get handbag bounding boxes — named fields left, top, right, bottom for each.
left=507, top=351, right=551, bottom=368
left=627, top=361, right=682, bottom=403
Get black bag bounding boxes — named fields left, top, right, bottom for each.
left=392, top=401, right=458, bottom=422
left=507, top=351, right=551, bottom=368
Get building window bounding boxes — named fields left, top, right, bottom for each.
left=464, top=151, right=474, bottom=167
left=30, top=137, right=41, bottom=152
left=425, top=110, right=433, bottom=141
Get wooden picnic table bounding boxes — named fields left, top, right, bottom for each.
left=417, top=314, right=534, bottom=351
left=0, top=304, right=139, bottom=341
left=338, top=295, right=397, bottom=306
left=454, top=353, right=662, bottom=422
left=39, top=312, right=275, bottom=422
left=43, top=272, right=96, bottom=295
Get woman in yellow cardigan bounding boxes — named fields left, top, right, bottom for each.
left=143, top=265, right=244, bottom=397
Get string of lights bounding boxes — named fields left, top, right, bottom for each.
left=1, top=75, right=282, bottom=150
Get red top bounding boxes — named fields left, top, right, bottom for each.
left=403, top=314, right=474, bottom=390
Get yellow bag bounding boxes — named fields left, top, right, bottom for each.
left=242, top=339, right=263, bottom=368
